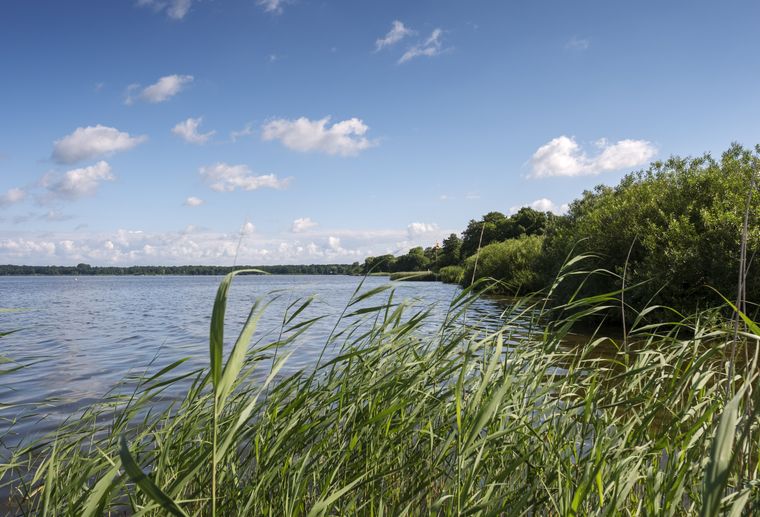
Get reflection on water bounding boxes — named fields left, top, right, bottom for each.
left=0, top=275, right=509, bottom=442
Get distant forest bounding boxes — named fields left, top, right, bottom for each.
left=0, top=263, right=359, bottom=276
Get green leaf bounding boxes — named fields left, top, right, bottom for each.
left=119, top=435, right=189, bottom=517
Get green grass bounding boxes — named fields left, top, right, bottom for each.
left=1, top=266, right=759, bottom=515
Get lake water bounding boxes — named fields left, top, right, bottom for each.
left=0, top=275, right=508, bottom=443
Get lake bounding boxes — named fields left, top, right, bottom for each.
left=0, top=275, right=508, bottom=444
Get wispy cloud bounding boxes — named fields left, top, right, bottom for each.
left=376, top=20, right=414, bottom=51
left=52, top=125, right=147, bottom=164
left=0, top=188, right=26, bottom=208
left=565, top=36, right=590, bottom=51
left=172, top=117, right=215, bottom=144
left=262, top=116, right=377, bottom=156
left=183, top=196, right=204, bottom=207
left=230, top=123, right=254, bottom=142
left=399, top=28, right=445, bottom=64
left=257, top=0, right=288, bottom=14
left=125, top=74, right=193, bottom=104
left=200, top=162, right=291, bottom=192
left=529, top=136, right=656, bottom=178
left=137, top=0, right=192, bottom=20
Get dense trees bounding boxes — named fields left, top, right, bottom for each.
left=362, top=143, right=760, bottom=317
left=540, top=143, right=760, bottom=312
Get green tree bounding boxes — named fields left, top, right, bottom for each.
left=440, top=233, right=462, bottom=267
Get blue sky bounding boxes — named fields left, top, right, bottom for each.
left=2, top=0, right=760, bottom=265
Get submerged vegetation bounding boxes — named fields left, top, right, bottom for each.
left=1, top=262, right=759, bottom=514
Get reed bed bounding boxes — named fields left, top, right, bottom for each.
left=1, top=267, right=759, bottom=516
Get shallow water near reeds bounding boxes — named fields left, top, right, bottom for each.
left=0, top=275, right=512, bottom=445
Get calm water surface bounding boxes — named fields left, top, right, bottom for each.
left=0, top=275, right=507, bottom=442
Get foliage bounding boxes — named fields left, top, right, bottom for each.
left=440, top=233, right=462, bottom=268
left=460, top=208, right=550, bottom=259
left=438, top=265, right=464, bottom=284
left=540, top=143, right=760, bottom=314
left=2, top=271, right=759, bottom=515
left=463, top=235, right=545, bottom=293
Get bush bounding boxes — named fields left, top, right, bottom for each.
left=438, top=265, right=464, bottom=284
left=539, top=144, right=760, bottom=313
left=462, top=235, right=544, bottom=293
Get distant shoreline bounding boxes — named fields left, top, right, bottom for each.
left=0, top=264, right=359, bottom=276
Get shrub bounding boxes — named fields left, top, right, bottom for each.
left=462, top=235, right=544, bottom=293
left=438, top=265, right=464, bottom=284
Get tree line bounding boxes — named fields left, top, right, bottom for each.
left=363, top=143, right=760, bottom=316
left=0, top=263, right=359, bottom=276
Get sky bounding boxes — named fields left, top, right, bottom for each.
left=2, top=0, right=760, bottom=266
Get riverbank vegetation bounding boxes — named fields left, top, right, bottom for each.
left=1, top=267, right=759, bottom=514
left=364, top=144, right=760, bottom=317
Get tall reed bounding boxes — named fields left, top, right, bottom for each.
left=1, top=265, right=759, bottom=515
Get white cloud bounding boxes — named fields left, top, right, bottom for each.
left=230, top=123, right=254, bottom=142
left=184, top=196, right=204, bottom=207
left=0, top=222, right=455, bottom=265
left=0, top=188, right=26, bottom=207
left=257, top=0, right=287, bottom=13
left=52, top=125, right=147, bottom=164
left=172, top=117, right=215, bottom=144
left=137, top=0, right=192, bottom=20
left=376, top=20, right=414, bottom=51
left=126, top=74, right=193, bottom=104
left=262, top=116, right=377, bottom=156
left=200, top=162, right=291, bottom=192
left=45, top=161, right=114, bottom=200
left=291, top=217, right=317, bottom=233
left=566, top=36, right=590, bottom=51
left=399, top=28, right=445, bottom=64
left=241, top=221, right=256, bottom=235
left=510, top=198, right=569, bottom=215
left=407, top=222, right=439, bottom=238
left=529, top=135, right=657, bottom=178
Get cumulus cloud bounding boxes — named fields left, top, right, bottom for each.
left=257, top=0, right=287, bottom=13
left=407, top=222, right=439, bottom=238
left=137, top=0, right=192, bottom=19
left=44, top=161, right=114, bottom=200
left=262, top=116, right=377, bottom=156
left=529, top=136, right=657, bottom=178
left=511, top=198, right=569, bottom=215
left=399, top=29, right=445, bottom=64
left=200, top=162, right=291, bottom=192
left=291, top=217, right=317, bottom=233
left=126, top=74, right=193, bottom=104
left=52, top=125, right=147, bottom=164
left=172, top=117, right=215, bottom=144
left=0, top=221, right=455, bottom=265
left=0, top=188, right=26, bottom=207
left=376, top=20, right=414, bottom=51
left=184, top=196, right=204, bottom=207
